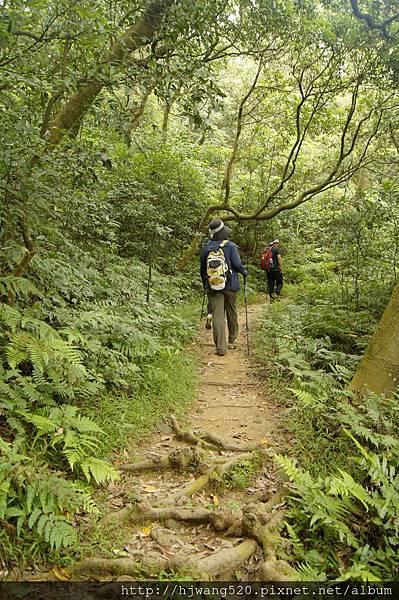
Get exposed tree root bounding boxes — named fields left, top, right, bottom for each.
left=131, top=503, right=242, bottom=535
left=123, top=447, right=206, bottom=473
left=197, top=430, right=259, bottom=453
left=69, top=420, right=292, bottom=580
left=259, top=559, right=297, bottom=580
left=68, top=486, right=295, bottom=581
left=68, top=556, right=187, bottom=579
left=196, top=539, right=258, bottom=578
left=242, top=495, right=296, bottom=581
left=170, top=416, right=269, bottom=454
left=162, top=453, right=255, bottom=505
left=67, top=541, right=258, bottom=580
left=164, top=468, right=216, bottom=504
left=170, top=416, right=216, bottom=449
left=133, top=487, right=290, bottom=542
left=99, top=506, right=135, bottom=528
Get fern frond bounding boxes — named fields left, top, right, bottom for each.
left=328, top=470, right=378, bottom=510
left=0, top=304, right=22, bottom=332
left=0, top=276, right=41, bottom=300
left=80, top=457, right=120, bottom=484
left=288, top=387, right=319, bottom=407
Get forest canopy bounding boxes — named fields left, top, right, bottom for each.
left=1, top=0, right=399, bottom=583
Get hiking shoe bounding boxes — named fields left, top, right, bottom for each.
left=205, top=313, right=212, bottom=329
left=215, top=349, right=225, bottom=356
left=228, top=343, right=237, bottom=350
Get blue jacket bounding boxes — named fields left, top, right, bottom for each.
left=200, top=240, right=248, bottom=292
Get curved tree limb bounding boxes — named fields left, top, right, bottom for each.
left=45, top=0, right=176, bottom=146
left=178, top=62, right=380, bottom=270
left=221, top=57, right=264, bottom=205
left=350, top=0, right=399, bottom=40
left=178, top=77, right=386, bottom=273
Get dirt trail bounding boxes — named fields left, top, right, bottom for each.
left=190, top=303, right=282, bottom=448
left=67, top=303, right=292, bottom=581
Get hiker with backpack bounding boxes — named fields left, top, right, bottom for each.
left=260, top=239, right=283, bottom=301
left=200, top=218, right=248, bottom=356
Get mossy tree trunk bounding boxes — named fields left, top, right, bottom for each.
left=349, top=281, right=399, bottom=397
left=8, top=0, right=174, bottom=278
left=45, top=0, right=174, bottom=147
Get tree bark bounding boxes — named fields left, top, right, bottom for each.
left=196, top=539, right=257, bottom=578
left=45, top=0, right=175, bottom=147
left=162, top=101, right=172, bottom=132
left=349, top=281, right=399, bottom=397
left=5, top=1, right=174, bottom=279
left=124, top=88, right=153, bottom=146
left=220, top=59, right=263, bottom=205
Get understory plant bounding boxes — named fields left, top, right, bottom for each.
left=254, top=264, right=399, bottom=579
left=276, top=393, right=399, bottom=580
left=0, top=257, right=197, bottom=567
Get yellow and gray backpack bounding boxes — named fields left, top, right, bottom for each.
left=206, top=240, right=230, bottom=290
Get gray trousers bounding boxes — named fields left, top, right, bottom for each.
left=208, top=290, right=238, bottom=354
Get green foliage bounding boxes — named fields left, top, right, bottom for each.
left=2, top=0, right=399, bottom=578
left=254, top=261, right=399, bottom=580
left=0, top=438, right=98, bottom=557
left=0, top=275, right=121, bottom=562
left=223, top=456, right=261, bottom=490
left=0, top=276, right=41, bottom=300
left=108, top=136, right=208, bottom=270
left=277, top=429, right=399, bottom=580
left=0, top=251, right=197, bottom=566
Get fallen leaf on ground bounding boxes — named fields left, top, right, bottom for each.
left=139, top=525, right=153, bottom=537
left=210, top=494, right=219, bottom=506
left=52, top=567, right=70, bottom=581
left=142, top=485, right=159, bottom=493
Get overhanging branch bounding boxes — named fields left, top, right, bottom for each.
left=350, top=0, right=399, bottom=40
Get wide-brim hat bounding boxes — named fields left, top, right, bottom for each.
left=208, top=218, right=232, bottom=240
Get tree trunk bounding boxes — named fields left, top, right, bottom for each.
left=349, top=281, right=399, bottom=396
left=6, top=1, right=174, bottom=278
left=124, top=88, right=152, bottom=146
left=162, top=101, right=172, bottom=132
left=45, top=0, right=174, bottom=147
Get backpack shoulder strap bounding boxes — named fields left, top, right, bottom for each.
left=220, top=240, right=228, bottom=248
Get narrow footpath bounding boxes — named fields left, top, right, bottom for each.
left=190, top=303, right=284, bottom=450
left=49, top=304, right=293, bottom=581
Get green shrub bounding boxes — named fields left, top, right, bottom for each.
left=253, top=265, right=399, bottom=579
left=0, top=255, right=198, bottom=566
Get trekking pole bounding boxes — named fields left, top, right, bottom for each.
left=200, top=289, right=206, bottom=319
left=244, top=276, right=250, bottom=356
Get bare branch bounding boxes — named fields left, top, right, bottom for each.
left=350, top=0, right=399, bottom=40
left=11, top=30, right=88, bottom=42
left=221, top=58, right=263, bottom=205
left=250, top=57, right=349, bottom=217
left=218, top=106, right=383, bottom=224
